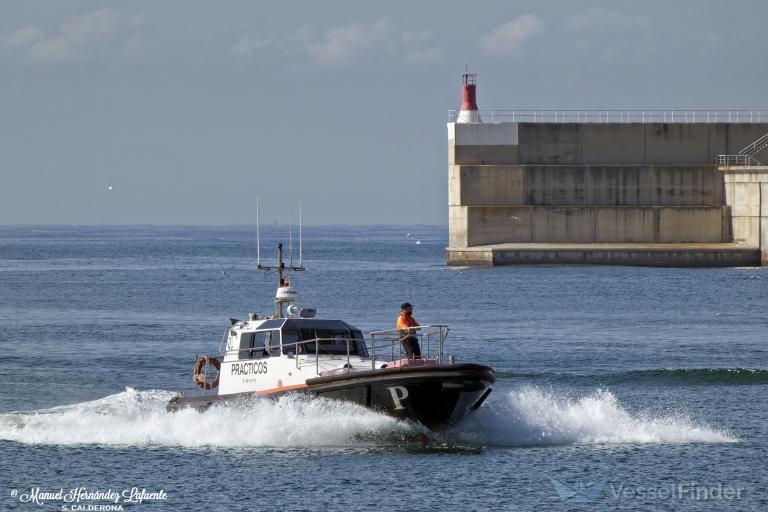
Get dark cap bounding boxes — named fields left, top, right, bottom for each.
left=400, top=302, right=413, bottom=310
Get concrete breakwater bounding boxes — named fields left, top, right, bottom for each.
left=447, top=122, right=768, bottom=266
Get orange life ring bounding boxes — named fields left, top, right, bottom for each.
left=193, top=357, right=221, bottom=390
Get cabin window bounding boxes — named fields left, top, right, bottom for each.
left=239, top=332, right=266, bottom=359
left=265, top=331, right=281, bottom=357
left=282, top=330, right=300, bottom=355
left=299, top=328, right=367, bottom=356
left=239, top=331, right=282, bottom=359
left=351, top=330, right=369, bottom=357
left=238, top=333, right=251, bottom=358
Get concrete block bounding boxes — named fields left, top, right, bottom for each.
left=595, top=208, right=658, bottom=242
left=723, top=181, right=736, bottom=211
left=731, top=216, right=760, bottom=247
left=582, top=124, right=645, bottom=164
left=658, top=207, right=725, bottom=243
left=445, top=248, right=493, bottom=267
left=453, top=145, right=519, bottom=165
left=531, top=207, right=594, bottom=243
left=588, top=166, right=653, bottom=206
left=761, top=218, right=768, bottom=265
left=652, top=166, right=722, bottom=206
left=448, top=206, right=468, bottom=247
left=453, top=166, right=526, bottom=206
left=524, top=166, right=587, bottom=206
left=448, top=165, right=461, bottom=206
left=448, top=244, right=760, bottom=267
left=707, top=124, right=727, bottom=162
left=452, top=122, right=519, bottom=146
left=722, top=205, right=733, bottom=242
left=722, top=169, right=768, bottom=184
left=645, top=124, right=710, bottom=164
left=762, top=182, right=768, bottom=217
left=518, top=123, right=581, bottom=164
left=729, top=182, right=761, bottom=217
left=466, top=206, right=532, bottom=246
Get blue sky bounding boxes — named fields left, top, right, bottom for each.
left=1, top=0, right=766, bottom=224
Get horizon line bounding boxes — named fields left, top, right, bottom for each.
left=0, top=222, right=449, bottom=228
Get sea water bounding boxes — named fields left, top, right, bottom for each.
left=0, top=225, right=765, bottom=510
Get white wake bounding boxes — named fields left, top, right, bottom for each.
left=0, top=388, right=411, bottom=448
left=449, top=386, right=737, bottom=446
left=0, top=386, right=736, bottom=448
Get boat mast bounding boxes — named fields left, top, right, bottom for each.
left=257, top=209, right=305, bottom=318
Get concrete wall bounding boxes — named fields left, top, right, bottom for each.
left=449, top=165, right=725, bottom=207
left=722, top=168, right=768, bottom=264
left=450, top=205, right=729, bottom=246
left=448, top=165, right=526, bottom=206
left=518, top=123, right=582, bottom=164
left=447, top=121, right=768, bottom=266
left=449, top=122, right=768, bottom=165
left=448, top=122, right=519, bottom=165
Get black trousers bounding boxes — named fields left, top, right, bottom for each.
left=401, top=335, right=421, bottom=358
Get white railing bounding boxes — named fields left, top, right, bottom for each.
left=448, top=109, right=767, bottom=124
left=717, top=155, right=762, bottom=166
left=739, top=132, right=768, bottom=156
left=368, top=325, right=449, bottom=370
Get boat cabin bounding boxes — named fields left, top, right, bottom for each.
left=224, top=318, right=369, bottom=362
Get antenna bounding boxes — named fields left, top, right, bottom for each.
left=299, top=199, right=302, bottom=267
left=256, top=196, right=261, bottom=267
left=256, top=198, right=305, bottom=315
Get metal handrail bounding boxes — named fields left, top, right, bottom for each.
left=217, top=328, right=229, bottom=355
left=448, top=109, right=767, bottom=124
left=739, top=132, right=768, bottom=156
left=304, top=337, right=353, bottom=376
left=717, top=154, right=762, bottom=166
left=215, top=325, right=452, bottom=377
left=368, top=325, right=449, bottom=370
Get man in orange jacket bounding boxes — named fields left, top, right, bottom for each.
left=396, top=302, right=421, bottom=359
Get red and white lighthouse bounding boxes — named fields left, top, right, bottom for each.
left=457, top=73, right=481, bottom=123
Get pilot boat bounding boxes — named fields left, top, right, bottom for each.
left=167, top=243, right=494, bottom=431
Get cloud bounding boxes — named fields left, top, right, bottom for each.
left=5, top=25, right=45, bottom=48
left=231, top=19, right=442, bottom=68
left=480, top=15, right=546, bottom=56
left=306, top=17, right=391, bottom=67
left=60, top=8, right=138, bottom=46
left=4, top=8, right=144, bottom=63
left=565, top=8, right=650, bottom=33
left=406, top=46, right=444, bottom=64
left=401, top=29, right=432, bottom=45
left=231, top=36, right=273, bottom=56
left=25, top=36, right=78, bottom=63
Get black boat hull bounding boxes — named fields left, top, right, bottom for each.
left=167, top=363, right=494, bottom=431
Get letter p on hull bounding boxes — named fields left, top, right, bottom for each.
left=387, top=386, right=409, bottom=410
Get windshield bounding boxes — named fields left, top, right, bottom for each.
left=297, top=328, right=368, bottom=356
